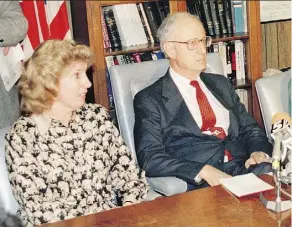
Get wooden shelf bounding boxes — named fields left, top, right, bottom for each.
left=212, top=33, right=249, bottom=43
left=233, top=79, right=252, bottom=89
left=105, top=32, right=249, bottom=56
left=100, top=0, right=157, bottom=6
left=104, top=43, right=160, bottom=56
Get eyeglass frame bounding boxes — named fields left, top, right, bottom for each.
left=167, top=36, right=212, bottom=50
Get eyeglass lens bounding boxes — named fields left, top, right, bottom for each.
left=187, top=37, right=212, bottom=49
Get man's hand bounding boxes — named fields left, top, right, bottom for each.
left=245, top=151, right=272, bottom=169
left=198, top=165, right=231, bottom=186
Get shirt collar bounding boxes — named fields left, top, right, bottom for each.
left=169, top=67, right=202, bottom=86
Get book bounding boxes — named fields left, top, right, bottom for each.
left=223, top=0, right=234, bottom=34
left=101, top=9, right=111, bottom=48
left=209, top=0, right=221, bottom=35
left=234, top=40, right=245, bottom=80
left=232, top=0, right=245, bottom=33
left=102, top=6, right=122, bottom=49
left=161, top=0, right=170, bottom=15
left=138, top=3, right=155, bottom=43
left=142, top=2, right=162, bottom=43
left=216, top=0, right=227, bottom=35
left=136, top=3, right=152, bottom=43
left=200, top=0, right=215, bottom=36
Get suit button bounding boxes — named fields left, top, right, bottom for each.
left=218, top=160, right=222, bottom=164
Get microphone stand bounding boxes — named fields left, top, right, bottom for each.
left=260, top=163, right=291, bottom=212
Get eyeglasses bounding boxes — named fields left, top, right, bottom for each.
left=168, top=36, right=212, bottom=50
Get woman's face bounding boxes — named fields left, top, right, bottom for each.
left=56, top=60, right=92, bottom=112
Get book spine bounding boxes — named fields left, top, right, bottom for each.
left=230, top=42, right=236, bottom=82
left=218, top=42, right=227, bottom=77
left=130, top=4, right=148, bottom=45
left=101, top=9, right=111, bottom=48
left=161, top=0, right=170, bottom=15
left=136, top=3, right=151, bottom=43
left=116, top=55, right=126, bottom=65
left=142, top=2, right=161, bottom=43
left=209, top=0, right=221, bottom=35
left=235, top=40, right=242, bottom=80
left=139, top=51, right=153, bottom=61
left=242, top=0, right=247, bottom=33
left=200, top=0, right=215, bottom=36
left=223, top=0, right=234, bottom=34
left=155, top=1, right=166, bottom=22
left=132, top=53, right=142, bottom=63
left=139, top=3, right=154, bottom=43
left=113, top=56, right=119, bottom=65
left=230, top=1, right=237, bottom=33
left=102, top=6, right=122, bottom=49
left=233, top=0, right=244, bottom=33
left=226, top=42, right=233, bottom=82
left=153, top=50, right=165, bottom=59
left=216, top=0, right=227, bottom=35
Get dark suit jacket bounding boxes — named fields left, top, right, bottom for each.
left=133, top=71, right=272, bottom=185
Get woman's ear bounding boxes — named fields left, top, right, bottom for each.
left=163, top=42, right=176, bottom=59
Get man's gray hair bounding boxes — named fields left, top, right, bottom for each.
left=157, top=12, right=201, bottom=54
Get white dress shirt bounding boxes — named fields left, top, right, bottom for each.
left=169, top=67, right=230, bottom=135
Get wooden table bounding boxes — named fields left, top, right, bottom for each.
left=42, top=175, right=291, bottom=227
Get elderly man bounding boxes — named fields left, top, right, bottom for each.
left=134, top=12, right=272, bottom=190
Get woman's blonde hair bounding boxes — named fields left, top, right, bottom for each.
left=19, top=39, right=93, bottom=115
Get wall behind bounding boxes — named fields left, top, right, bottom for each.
left=261, top=20, right=291, bottom=71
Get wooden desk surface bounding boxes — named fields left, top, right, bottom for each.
left=42, top=175, right=291, bottom=227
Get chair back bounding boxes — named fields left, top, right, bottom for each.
left=255, top=70, right=291, bottom=139
left=110, top=53, right=224, bottom=158
left=0, top=127, right=20, bottom=214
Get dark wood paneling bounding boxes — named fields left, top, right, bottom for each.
left=70, top=0, right=95, bottom=104
left=261, top=20, right=291, bottom=71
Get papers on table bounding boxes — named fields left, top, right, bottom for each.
left=219, top=173, right=274, bottom=197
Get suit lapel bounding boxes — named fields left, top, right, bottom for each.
left=162, top=71, right=202, bottom=136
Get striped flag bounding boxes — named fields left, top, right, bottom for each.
left=19, top=0, right=72, bottom=58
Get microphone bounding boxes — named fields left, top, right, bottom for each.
left=270, top=113, right=292, bottom=170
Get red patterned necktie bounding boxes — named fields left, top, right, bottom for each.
left=190, top=80, right=233, bottom=162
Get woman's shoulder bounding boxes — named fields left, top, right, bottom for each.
left=6, top=116, right=36, bottom=140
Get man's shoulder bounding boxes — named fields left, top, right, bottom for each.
left=201, top=72, right=232, bottom=89
left=134, top=75, right=165, bottom=100
left=202, top=72, right=229, bottom=83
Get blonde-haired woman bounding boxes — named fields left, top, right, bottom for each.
left=5, top=39, right=149, bottom=227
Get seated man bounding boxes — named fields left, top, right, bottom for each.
left=133, top=12, right=272, bottom=191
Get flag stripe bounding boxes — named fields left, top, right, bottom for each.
left=49, top=2, right=70, bottom=39
left=20, top=0, right=71, bottom=58
left=36, top=0, right=49, bottom=40
left=20, top=1, right=40, bottom=49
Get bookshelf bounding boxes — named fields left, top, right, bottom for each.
left=83, top=0, right=264, bottom=126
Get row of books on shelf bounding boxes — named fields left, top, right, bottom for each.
left=208, top=40, right=246, bottom=83
left=105, top=50, right=165, bottom=69
left=187, top=0, right=247, bottom=36
left=101, top=0, right=247, bottom=50
left=101, top=1, right=169, bottom=49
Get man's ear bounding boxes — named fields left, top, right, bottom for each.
left=163, top=42, right=176, bottom=59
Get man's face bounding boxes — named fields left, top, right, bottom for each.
left=167, top=17, right=207, bottom=74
